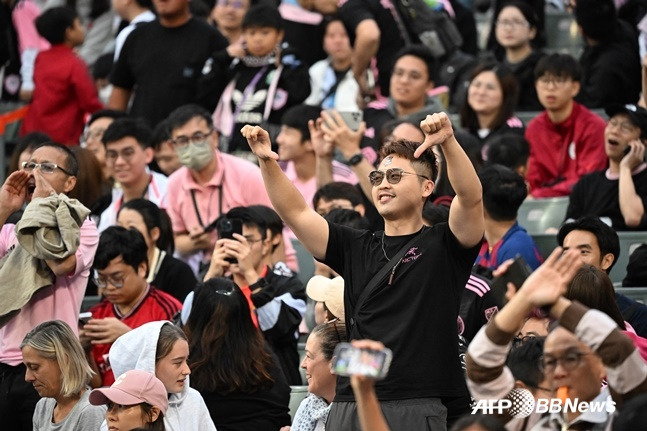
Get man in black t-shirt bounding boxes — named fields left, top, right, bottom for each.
left=566, top=104, right=647, bottom=230
left=241, top=112, right=484, bottom=430
left=108, top=0, right=227, bottom=127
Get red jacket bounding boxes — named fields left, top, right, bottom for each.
left=526, top=103, right=607, bottom=197
left=21, top=44, right=102, bottom=145
left=89, top=286, right=181, bottom=386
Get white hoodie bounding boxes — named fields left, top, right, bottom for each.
left=100, top=320, right=217, bottom=431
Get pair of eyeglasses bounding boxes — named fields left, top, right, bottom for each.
left=95, top=272, right=129, bottom=289
left=22, top=161, right=74, bottom=176
left=495, top=19, right=529, bottom=28
left=105, top=147, right=138, bottom=163
left=368, top=168, right=429, bottom=187
left=171, top=130, right=213, bottom=147
left=607, top=118, right=639, bottom=135
left=537, top=76, right=569, bottom=87
left=540, top=351, right=592, bottom=373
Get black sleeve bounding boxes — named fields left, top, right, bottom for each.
left=339, top=0, right=375, bottom=43
left=110, top=27, right=138, bottom=89
left=277, top=50, right=312, bottom=106
left=251, top=273, right=306, bottom=344
left=565, top=179, right=584, bottom=222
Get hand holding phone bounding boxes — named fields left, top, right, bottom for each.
left=323, top=110, right=363, bottom=132
left=331, top=342, right=393, bottom=379
left=78, top=311, right=92, bottom=326
left=217, top=218, right=243, bottom=264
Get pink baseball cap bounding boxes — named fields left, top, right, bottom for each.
left=89, top=370, right=168, bottom=414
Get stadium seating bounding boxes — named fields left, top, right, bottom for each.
left=518, top=197, right=569, bottom=235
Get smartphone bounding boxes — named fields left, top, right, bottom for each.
left=78, top=311, right=92, bottom=326
left=490, top=256, right=533, bottom=307
left=217, top=218, right=243, bottom=264
left=331, top=342, right=393, bottom=379
left=623, top=145, right=647, bottom=161
left=324, top=110, right=363, bottom=132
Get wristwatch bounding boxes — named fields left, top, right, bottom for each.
left=348, top=152, right=364, bottom=166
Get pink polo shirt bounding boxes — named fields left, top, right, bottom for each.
left=166, top=152, right=272, bottom=255
left=0, top=218, right=99, bottom=366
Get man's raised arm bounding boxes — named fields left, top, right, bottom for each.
left=419, top=113, right=484, bottom=248
left=241, top=125, right=329, bottom=260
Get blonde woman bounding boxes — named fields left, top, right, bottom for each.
left=21, top=320, right=104, bottom=431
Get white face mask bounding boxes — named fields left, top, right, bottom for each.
left=176, top=140, right=214, bottom=171
left=98, top=84, right=113, bottom=105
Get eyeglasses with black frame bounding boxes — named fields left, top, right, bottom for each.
left=368, top=168, right=430, bottom=187
left=539, top=351, right=592, bottom=373
left=171, top=129, right=214, bottom=147
left=22, top=161, right=74, bottom=176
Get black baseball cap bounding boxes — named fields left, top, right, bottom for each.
left=605, top=104, right=647, bottom=139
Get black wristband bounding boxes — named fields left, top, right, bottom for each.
left=348, top=152, right=364, bottom=166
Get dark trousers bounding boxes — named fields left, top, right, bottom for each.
left=327, top=397, right=448, bottom=431
left=0, top=362, right=40, bottom=431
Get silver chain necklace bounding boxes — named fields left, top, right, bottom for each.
left=381, top=232, right=390, bottom=260
left=381, top=232, right=401, bottom=285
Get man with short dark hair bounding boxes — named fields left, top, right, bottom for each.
left=108, top=0, right=228, bottom=126
left=557, top=216, right=647, bottom=337
left=363, top=45, right=443, bottom=151
left=566, top=104, right=647, bottom=230
left=97, top=117, right=168, bottom=232
left=242, top=111, right=483, bottom=429
left=476, top=164, right=542, bottom=270
left=84, top=226, right=182, bottom=386
left=0, top=143, right=99, bottom=430
left=525, top=53, right=607, bottom=197
left=164, top=104, right=273, bottom=272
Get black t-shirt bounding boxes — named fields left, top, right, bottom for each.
left=339, top=0, right=405, bottom=97
left=111, top=18, right=228, bottom=127
left=566, top=168, right=647, bottom=231
left=324, top=221, right=479, bottom=401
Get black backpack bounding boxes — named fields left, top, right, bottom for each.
left=388, top=0, right=464, bottom=59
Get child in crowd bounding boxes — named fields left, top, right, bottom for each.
left=207, top=3, right=310, bottom=156
left=21, top=6, right=102, bottom=146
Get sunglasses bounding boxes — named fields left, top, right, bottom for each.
left=368, top=168, right=429, bottom=187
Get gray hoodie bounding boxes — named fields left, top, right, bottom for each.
left=101, top=320, right=217, bottom=431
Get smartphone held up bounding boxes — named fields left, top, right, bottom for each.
left=217, top=218, right=243, bottom=264
left=331, top=342, right=393, bottom=379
